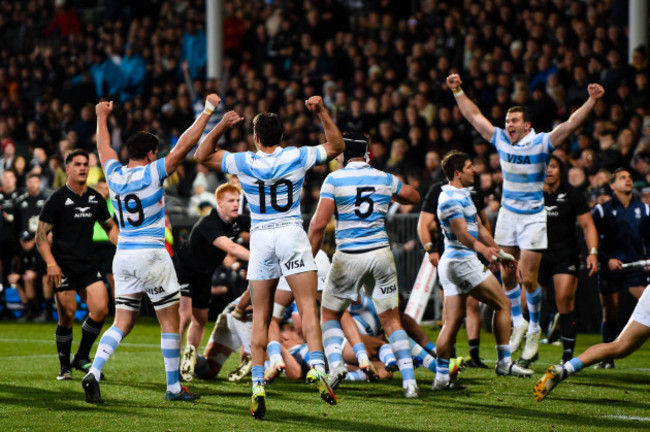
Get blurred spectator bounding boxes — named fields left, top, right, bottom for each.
left=188, top=172, right=217, bottom=217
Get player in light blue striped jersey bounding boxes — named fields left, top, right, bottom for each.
left=195, top=96, right=344, bottom=419
left=309, top=132, right=422, bottom=398
left=447, top=73, right=605, bottom=365
left=82, top=94, right=227, bottom=404
left=434, top=151, right=533, bottom=390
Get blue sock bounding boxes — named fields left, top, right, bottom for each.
left=322, top=320, right=345, bottom=368
left=89, top=326, right=123, bottom=381
left=435, top=358, right=450, bottom=376
left=505, top=285, right=526, bottom=327
left=601, top=321, right=617, bottom=343
left=496, top=344, right=511, bottom=365
left=345, top=369, right=367, bottom=381
left=527, top=286, right=542, bottom=332
left=308, top=350, right=326, bottom=374
left=424, top=341, right=436, bottom=357
left=388, top=329, right=415, bottom=383
left=410, top=339, right=435, bottom=372
left=161, top=333, right=181, bottom=394
left=252, top=365, right=265, bottom=388
left=378, top=344, right=396, bottom=367
left=352, top=343, right=369, bottom=363
left=564, top=357, right=584, bottom=376
left=267, top=341, right=282, bottom=364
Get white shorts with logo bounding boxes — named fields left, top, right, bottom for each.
left=209, top=312, right=253, bottom=353
left=494, top=206, right=547, bottom=250
left=248, top=222, right=317, bottom=280
left=277, top=249, right=329, bottom=292
left=438, top=255, right=491, bottom=297
left=321, top=246, right=399, bottom=314
left=113, top=248, right=180, bottom=306
left=631, top=285, right=650, bottom=328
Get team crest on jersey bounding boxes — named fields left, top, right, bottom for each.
left=557, top=193, right=566, bottom=202
left=635, top=208, right=641, bottom=219
left=89, top=195, right=97, bottom=203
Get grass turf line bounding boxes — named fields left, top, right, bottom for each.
left=1, top=318, right=649, bottom=431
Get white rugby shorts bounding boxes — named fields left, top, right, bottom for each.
left=494, top=206, right=547, bottom=250
left=438, top=255, right=491, bottom=296
left=321, top=246, right=399, bottom=313
left=276, top=249, right=330, bottom=293
left=631, top=285, right=650, bottom=328
left=113, top=248, right=180, bottom=304
left=209, top=311, right=253, bottom=353
left=248, top=223, right=317, bottom=280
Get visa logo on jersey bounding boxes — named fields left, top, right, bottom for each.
left=284, top=259, right=305, bottom=271
left=506, top=154, right=531, bottom=164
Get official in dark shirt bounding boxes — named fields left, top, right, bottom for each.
left=36, top=149, right=118, bottom=380
left=176, top=183, right=250, bottom=381
left=539, top=155, right=598, bottom=363
left=417, top=175, right=491, bottom=368
left=0, top=169, right=21, bottom=288
left=592, top=167, right=650, bottom=367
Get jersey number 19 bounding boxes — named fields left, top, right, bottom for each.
left=116, top=194, right=144, bottom=227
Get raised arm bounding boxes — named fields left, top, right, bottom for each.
left=308, top=197, right=335, bottom=256
left=165, top=93, right=222, bottom=174
left=446, top=74, right=495, bottom=142
left=305, top=96, right=344, bottom=160
left=194, top=110, right=244, bottom=170
left=95, top=101, right=120, bottom=169
left=549, top=84, right=605, bottom=146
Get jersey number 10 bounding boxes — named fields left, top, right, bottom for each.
left=116, top=194, right=144, bottom=227
left=255, top=180, right=293, bottom=213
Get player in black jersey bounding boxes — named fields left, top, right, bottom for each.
left=36, top=149, right=118, bottom=380
left=540, top=155, right=598, bottom=364
left=417, top=174, right=491, bottom=368
left=176, top=182, right=251, bottom=381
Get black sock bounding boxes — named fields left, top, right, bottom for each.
left=468, top=339, right=480, bottom=360
left=55, top=325, right=73, bottom=369
left=601, top=320, right=617, bottom=344
left=559, top=312, right=577, bottom=361
left=450, top=345, right=456, bottom=358
left=75, top=317, right=104, bottom=360
left=44, top=297, right=53, bottom=315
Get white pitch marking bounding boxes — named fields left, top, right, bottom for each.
left=0, top=338, right=159, bottom=348
left=600, top=415, right=650, bottom=422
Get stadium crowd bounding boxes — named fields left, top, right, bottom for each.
left=0, top=0, right=649, bottom=326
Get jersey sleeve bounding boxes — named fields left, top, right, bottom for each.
left=103, top=159, right=121, bottom=176
left=421, top=184, right=441, bottom=214
left=490, top=127, right=505, bottom=149
left=152, top=158, right=169, bottom=185
left=38, top=193, right=59, bottom=225
left=300, top=145, right=327, bottom=169
left=198, top=216, right=226, bottom=243
left=438, top=198, right=465, bottom=222
left=320, top=175, right=336, bottom=201
left=387, top=172, right=402, bottom=195
left=568, top=186, right=589, bottom=216
left=96, top=192, right=112, bottom=222
left=221, top=151, right=246, bottom=175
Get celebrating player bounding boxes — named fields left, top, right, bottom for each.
left=447, top=73, right=605, bottom=365
left=194, top=95, right=344, bottom=419
left=81, top=94, right=221, bottom=404
left=308, top=132, right=422, bottom=398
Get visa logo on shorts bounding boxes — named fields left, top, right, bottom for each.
left=284, top=259, right=305, bottom=270
left=146, top=286, right=165, bottom=295
left=506, top=154, right=531, bottom=164
left=380, top=285, right=397, bottom=295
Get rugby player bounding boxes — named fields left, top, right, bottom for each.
left=36, top=149, right=118, bottom=380
left=308, top=132, right=422, bottom=398
left=447, top=73, right=605, bottom=365
left=433, top=151, right=533, bottom=390
left=194, top=95, right=344, bottom=419
left=81, top=94, right=221, bottom=403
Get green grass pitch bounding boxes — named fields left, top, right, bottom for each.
left=1, top=318, right=649, bottom=431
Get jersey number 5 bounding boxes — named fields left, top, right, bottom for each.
left=355, top=187, right=375, bottom=218
left=255, top=180, right=293, bottom=213
left=116, top=194, right=144, bottom=227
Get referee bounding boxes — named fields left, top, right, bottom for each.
left=36, top=149, right=118, bottom=380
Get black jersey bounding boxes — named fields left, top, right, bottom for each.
left=39, top=185, right=111, bottom=268
left=17, top=191, right=47, bottom=234
left=421, top=178, right=486, bottom=254
left=177, top=209, right=250, bottom=275
left=544, top=183, right=590, bottom=255
left=0, top=188, right=21, bottom=244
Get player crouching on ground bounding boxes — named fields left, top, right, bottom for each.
left=432, top=151, right=533, bottom=391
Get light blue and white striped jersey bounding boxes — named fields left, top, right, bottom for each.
left=104, top=158, right=168, bottom=250
left=288, top=342, right=311, bottom=375
left=320, top=162, right=402, bottom=252
left=437, top=185, right=478, bottom=259
left=491, top=127, right=553, bottom=214
left=348, top=294, right=381, bottom=336
left=221, top=145, right=327, bottom=227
